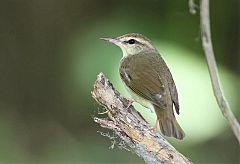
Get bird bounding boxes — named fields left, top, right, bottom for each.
left=100, top=33, right=185, bottom=140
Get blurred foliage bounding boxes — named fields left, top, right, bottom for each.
left=0, top=0, right=239, bottom=163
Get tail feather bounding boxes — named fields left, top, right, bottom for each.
left=154, top=106, right=185, bottom=140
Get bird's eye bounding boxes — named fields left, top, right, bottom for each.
left=127, top=39, right=136, bottom=44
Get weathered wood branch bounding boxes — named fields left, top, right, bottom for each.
left=200, top=0, right=240, bottom=143
left=92, top=73, right=192, bottom=164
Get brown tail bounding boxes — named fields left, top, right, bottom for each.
left=154, top=106, right=185, bottom=140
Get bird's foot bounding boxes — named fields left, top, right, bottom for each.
left=125, top=98, right=135, bottom=109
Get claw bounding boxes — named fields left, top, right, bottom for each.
left=125, top=98, right=134, bottom=108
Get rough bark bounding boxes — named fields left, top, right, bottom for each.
left=92, top=73, right=192, bottom=164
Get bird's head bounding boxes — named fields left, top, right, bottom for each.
left=101, top=33, right=157, bottom=57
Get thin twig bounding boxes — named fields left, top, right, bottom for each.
left=188, top=0, right=198, bottom=15
left=200, top=0, right=240, bottom=143
left=92, top=73, right=192, bottom=164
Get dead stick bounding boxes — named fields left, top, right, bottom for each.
left=92, top=73, right=192, bottom=164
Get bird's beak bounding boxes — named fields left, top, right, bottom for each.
left=100, top=37, right=120, bottom=44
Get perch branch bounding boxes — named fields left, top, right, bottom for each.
left=92, top=73, right=192, bottom=164
left=200, top=0, right=240, bottom=143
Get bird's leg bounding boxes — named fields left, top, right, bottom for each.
left=151, top=119, right=158, bottom=133
left=125, top=98, right=135, bottom=108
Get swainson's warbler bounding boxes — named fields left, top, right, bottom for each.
left=101, top=33, right=185, bottom=140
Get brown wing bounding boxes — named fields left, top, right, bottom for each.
left=119, top=53, right=169, bottom=110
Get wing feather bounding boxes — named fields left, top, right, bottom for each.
left=119, top=53, right=168, bottom=110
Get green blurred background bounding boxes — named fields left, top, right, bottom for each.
left=0, top=0, right=239, bottom=163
